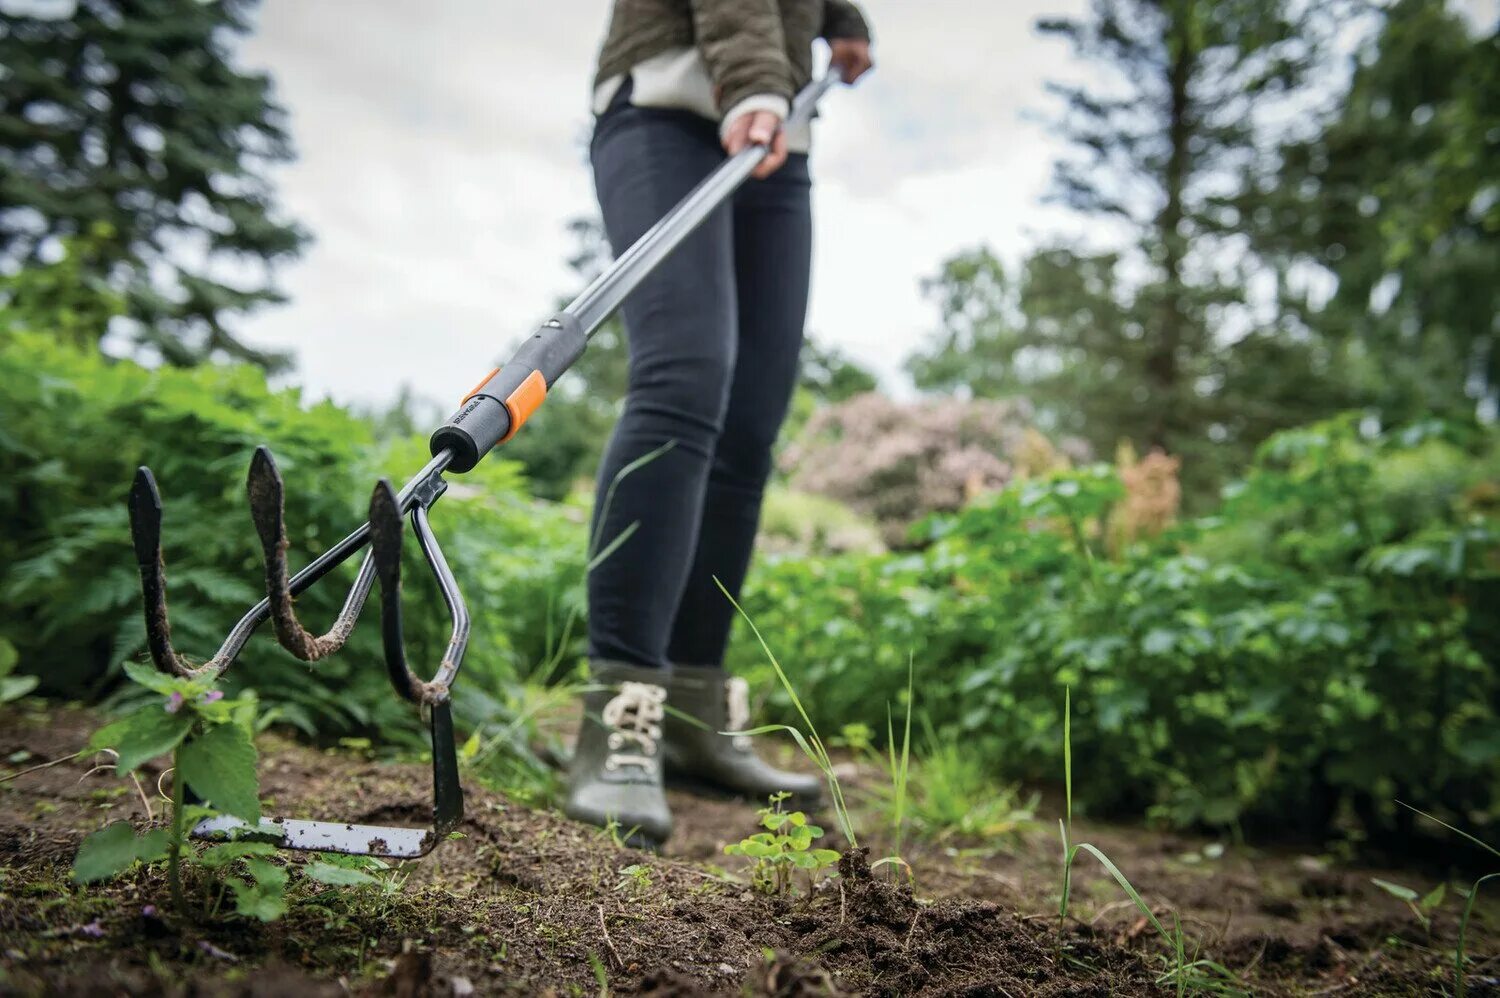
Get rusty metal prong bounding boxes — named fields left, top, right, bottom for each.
left=127, top=467, right=200, bottom=678
left=247, top=445, right=361, bottom=661
left=369, top=478, right=425, bottom=703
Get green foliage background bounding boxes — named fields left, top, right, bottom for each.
left=0, top=333, right=587, bottom=749
left=730, top=418, right=1500, bottom=839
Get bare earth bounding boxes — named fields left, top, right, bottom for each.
left=0, top=701, right=1494, bottom=996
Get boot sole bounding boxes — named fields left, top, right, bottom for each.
left=621, top=830, right=664, bottom=852
left=665, top=772, right=823, bottom=810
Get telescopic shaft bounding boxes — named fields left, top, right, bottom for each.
left=428, top=72, right=841, bottom=473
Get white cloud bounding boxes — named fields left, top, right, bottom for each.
left=238, top=0, right=1088, bottom=407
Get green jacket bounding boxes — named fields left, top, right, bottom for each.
left=595, top=0, right=871, bottom=117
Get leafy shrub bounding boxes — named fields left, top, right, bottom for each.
left=757, top=487, right=886, bottom=557
left=0, top=333, right=587, bottom=748
left=733, top=416, right=1500, bottom=841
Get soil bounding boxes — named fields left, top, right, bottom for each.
left=0, top=700, right=1495, bottom=996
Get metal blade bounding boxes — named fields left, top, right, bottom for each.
left=193, top=815, right=438, bottom=859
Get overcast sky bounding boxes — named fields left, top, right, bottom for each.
left=237, top=0, right=1496, bottom=410
left=235, top=0, right=1097, bottom=408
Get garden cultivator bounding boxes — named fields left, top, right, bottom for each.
left=125, top=75, right=841, bottom=859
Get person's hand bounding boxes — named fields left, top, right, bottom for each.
left=829, top=38, right=873, bottom=84
left=722, top=109, right=788, bottom=179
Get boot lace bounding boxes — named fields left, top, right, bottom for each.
left=726, top=676, right=753, bottom=751
left=602, top=681, right=665, bottom=774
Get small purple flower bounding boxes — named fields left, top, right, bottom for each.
left=164, top=691, right=183, bottom=714
left=199, top=690, right=223, bottom=705
left=80, top=920, right=105, bottom=938
left=141, top=905, right=157, bottom=918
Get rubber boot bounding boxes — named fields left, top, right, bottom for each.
left=662, top=667, right=823, bottom=806
left=563, top=660, right=673, bottom=848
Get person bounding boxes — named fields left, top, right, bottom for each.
left=563, top=0, right=874, bottom=846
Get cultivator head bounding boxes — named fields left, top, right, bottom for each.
left=127, top=445, right=467, bottom=858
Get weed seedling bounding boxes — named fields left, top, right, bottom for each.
left=725, top=792, right=840, bottom=896
left=716, top=581, right=857, bottom=848
left=72, top=662, right=272, bottom=918
left=615, top=863, right=653, bottom=896
left=1395, top=801, right=1500, bottom=998
left=1370, top=877, right=1446, bottom=933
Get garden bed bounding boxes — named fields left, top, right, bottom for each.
left=0, top=702, right=1492, bottom=996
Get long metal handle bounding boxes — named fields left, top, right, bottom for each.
left=565, top=72, right=840, bottom=335
left=428, top=71, right=843, bottom=472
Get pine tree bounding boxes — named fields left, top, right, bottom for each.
left=0, top=0, right=307, bottom=371
left=1249, top=0, right=1500, bottom=424
left=909, top=0, right=1349, bottom=501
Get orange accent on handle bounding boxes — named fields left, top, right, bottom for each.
left=499, top=370, right=547, bottom=443
left=461, top=367, right=501, bottom=405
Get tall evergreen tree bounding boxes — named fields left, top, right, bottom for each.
left=0, top=0, right=306, bottom=370
left=906, top=245, right=1135, bottom=444
left=909, top=0, right=1348, bottom=500
left=1248, top=0, right=1500, bottom=424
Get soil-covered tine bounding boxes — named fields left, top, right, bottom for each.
left=127, top=467, right=198, bottom=678
left=368, top=478, right=425, bottom=703
left=248, top=445, right=360, bottom=661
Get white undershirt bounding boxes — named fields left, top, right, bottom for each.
left=593, top=48, right=812, bottom=154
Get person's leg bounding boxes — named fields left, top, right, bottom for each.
left=586, top=104, right=737, bottom=671
left=667, top=154, right=812, bottom=666
left=567, top=100, right=736, bottom=847
left=658, top=155, right=821, bottom=804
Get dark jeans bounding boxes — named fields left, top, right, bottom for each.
left=587, top=93, right=812, bottom=671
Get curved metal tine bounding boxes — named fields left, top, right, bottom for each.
left=247, top=446, right=376, bottom=661
left=369, top=478, right=468, bottom=832
left=411, top=505, right=470, bottom=830
left=368, top=479, right=426, bottom=703
left=368, top=481, right=472, bottom=702
left=127, top=467, right=204, bottom=678
left=411, top=504, right=471, bottom=694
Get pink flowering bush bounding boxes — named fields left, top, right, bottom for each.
left=779, top=392, right=1089, bottom=545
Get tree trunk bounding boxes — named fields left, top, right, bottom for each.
left=1147, top=5, right=1197, bottom=450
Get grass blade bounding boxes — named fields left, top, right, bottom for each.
left=1396, top=800, right=1500, bottom=861
left=1456, top=872, right=1499, bottom=998
left=715, top=580, right=857, bottom=848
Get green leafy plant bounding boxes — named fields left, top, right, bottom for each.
left=72, top=661, right=269, bottom=918
left=199, top=841, right=287, bottom=922
left=732, top=416, right=1500, bottom=843
left=1370, top=877, right=1447, bottom=933
left=724, top=792, right=839, bottom=896
left=614, top=863, right=653, bottom=896
left=0, top=639, right=36, bottom=703
left=885, top=662, right=914, bottom=861
left=903, top=721, right=1037, bottom=844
